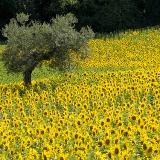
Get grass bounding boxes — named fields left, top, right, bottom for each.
left=0, top=61, right=62, bottom=84
left=0, top=44, right=5, bottom=52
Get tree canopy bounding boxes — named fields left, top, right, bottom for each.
left=2, top=13, right=95, bottom=86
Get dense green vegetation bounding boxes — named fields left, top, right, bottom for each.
left=1, top=0, right=160, bottom=40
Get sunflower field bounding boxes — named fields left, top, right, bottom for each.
left=0, top=28, right=160, bottom=160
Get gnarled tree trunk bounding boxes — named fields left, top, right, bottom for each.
left=22, top=51, right=52, bottom=87
left=23, top=69, right=33, bottom=87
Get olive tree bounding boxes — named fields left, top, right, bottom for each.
left=2, top=13, right=94, bottom=86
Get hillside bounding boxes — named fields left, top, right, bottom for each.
left=0, top=28, right=160, bottom=159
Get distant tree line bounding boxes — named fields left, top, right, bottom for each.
left=1, top=0, right=160, bottom=40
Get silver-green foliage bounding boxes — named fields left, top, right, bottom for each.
left=2, top=12, right=95, bottom=74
